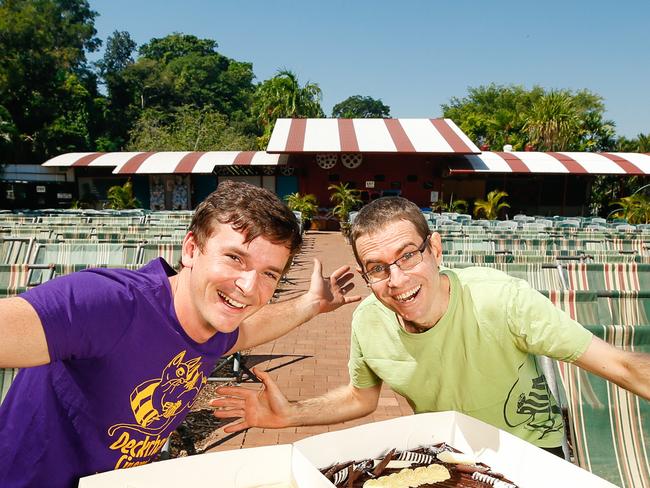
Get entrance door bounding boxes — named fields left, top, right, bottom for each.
left=276, top=176, right=298, bottom=200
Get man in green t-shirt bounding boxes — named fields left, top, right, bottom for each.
left=212, top=196, right=650, bottom=453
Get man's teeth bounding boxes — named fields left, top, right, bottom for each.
left=395, top=285, right=421, bottom=302
left=218, top=291, right=247, bottom=309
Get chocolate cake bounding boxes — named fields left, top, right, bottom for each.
left=319, top=443, right=519, bottom=488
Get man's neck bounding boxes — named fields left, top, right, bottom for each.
left=399, top=274, right=451, bottom=333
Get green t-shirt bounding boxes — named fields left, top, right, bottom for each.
left=348, top=266, right=593, bottom=448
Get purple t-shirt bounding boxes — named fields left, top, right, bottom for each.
left=0, top=259, right=238, bottom=488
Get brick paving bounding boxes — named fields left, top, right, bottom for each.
left=208, top=230, right=413, bottom=452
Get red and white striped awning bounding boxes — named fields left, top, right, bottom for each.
left=267, top=118, right=480, bottom=154
left=447, top=151, right=650, bottom=175
left=42, top=151, right=288, bottom=174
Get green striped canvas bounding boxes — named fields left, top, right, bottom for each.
left=556, top=326, right=650, bottom=487
left=563, top=263, right=650, bottom=292
left=0, top=368, right=19, bottom=406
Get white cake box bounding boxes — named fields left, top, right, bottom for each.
left=78, top=444, right=332, bottom=488
left=294, top=411, right=616, bottom=487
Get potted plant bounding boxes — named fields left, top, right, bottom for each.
left=284, top=192, right=318, bottom=230
left=473, top=190, right=510, bottom=220
left=328, top=182, right=362, bottom=240
left=106, top=180, right=141, bottom=210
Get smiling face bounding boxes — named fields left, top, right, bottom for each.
left=173, top=222, right=290, bottom=342
left=355, top=220, right=448, bottom=329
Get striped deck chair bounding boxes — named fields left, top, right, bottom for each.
left=596, top=291, right=650, bottom=326
left=562, top=263, right=650, bottom=292
left=471, top=253, right=513, bottom=264
left=439, top=254, right=468, bottom=265
left=0, top=264, right=56, bottom=297
left=138, top=243, right=182, bottom=265
left=608, top=238, right=648, bottom=254
left=30, top=242, right=141, bottom=266
left=53, top=263, right=142, bottom=277
left=0, top=237, right=35, bottom=264
left=589, top=252, right=639, bottom=264
left=543, top=290, right=601, bottom=327
left=492, top=263, right=565, bottom=290
left=582, top=239, right=608, bottom=253
left=1, top=368, right=20, bottom=406
left=555, top=325, right=650, bottom=487
left=461, top=226, right=486, bottom=236
left=442, top=239, right=494, bottom=254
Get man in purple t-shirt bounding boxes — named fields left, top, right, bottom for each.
left=0, top=181, right=361, bottom=488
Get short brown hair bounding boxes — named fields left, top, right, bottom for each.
left=189, top=180, right=302, bottom=270
left=350, top=197, right=430, bottom=265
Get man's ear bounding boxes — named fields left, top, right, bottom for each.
left=429, top=232, right=443, bottom=265
left=181, top=232, right=198, bottom=268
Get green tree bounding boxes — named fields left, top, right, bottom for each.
left=127, top=105, right=256, bottom=151
left=0, top=0, right=100, bottom=163
left=105, top=32, right=257, bottom=150
left=473, top=190, right=510, bottom=220
left=617, top=133, right=650, bottom=152
left=106, top=180, right=140, bottom=209
left=441, top=84, right=615, bottom=152
left=609, top=192, right=650, bottom=224
left=253, top=70, right=324, bottom=148
left=328, top=182, right=362, bottom=235
left=0, top=105, right=18, bottom=160
left=331, top=95, right=390, bottom=118
left=523, top=91, right=582, bottom=151
left=95, top=30, right=138, bottom=149
left=133, top=33, right=256, bottom=117
left=284, top=193, right=318, bottom=229
left=442, top=84, right=543, bottom=150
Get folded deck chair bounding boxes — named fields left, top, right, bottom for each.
left=555, top=325, right=650, bottom=487
left=562, top=263, right=650, bottom=292
left=0, top=368, right=19, bottom=406
left=546, top=289, right=650, bottom=486
left=138, top=243, right=182, bottom=265
left=596, top=290, right=650, bottom=327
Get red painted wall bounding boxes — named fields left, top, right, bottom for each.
left=289, top=154, right=445, bottom=208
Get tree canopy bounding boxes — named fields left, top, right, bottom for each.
left=0, top=0, right=646, bottom=171
left=331, top=95, right=390, bottom=118
left=0, top=0, right=101, bottom=163
left=441, top=84, right=616, bottom=152
left=252, top=70, right=324, bottom=148
left=127, top=105, right=257, bottom=152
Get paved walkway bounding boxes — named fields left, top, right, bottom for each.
left=209, top=231, right=412, bottom=451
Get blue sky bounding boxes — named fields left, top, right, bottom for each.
left=89, top=0, right=649, bottom=138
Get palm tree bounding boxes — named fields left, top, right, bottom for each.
left=284, top=192, right=318, bottom=229
left=473, top=190, right=510, bottom=220
left=106, top=180, right=140, bottom=209
left=328, top=183, right=362, bottom=235
left=253, top=70, right=324, bottom=148
left=638, top=133, right=650, bottom=153
left=610, top=191, right=650, bottom=224
left=523, top=91, right=581, bottom=151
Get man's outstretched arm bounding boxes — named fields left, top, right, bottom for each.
left=0, top=297, right=50, bottom=368
left=227, top=258, right=361, bottom=354
left=574, top=335, right=650, bottom=401
left=210, top=367, right=381, bottom=432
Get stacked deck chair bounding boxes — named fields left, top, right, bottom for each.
left=544, top=287, right=650, bottom=486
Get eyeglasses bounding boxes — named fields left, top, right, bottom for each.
left=361, top=236, right=429, bottom=284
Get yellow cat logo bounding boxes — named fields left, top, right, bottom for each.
left=108, top=351, right=207, bottom=437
